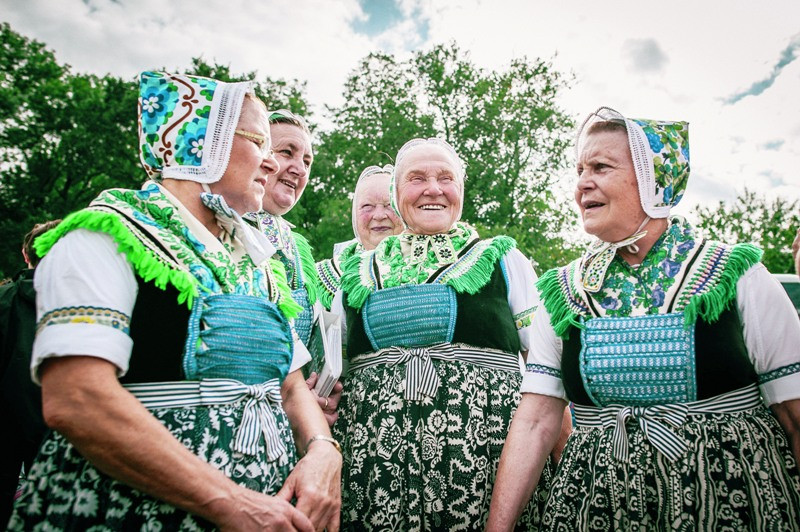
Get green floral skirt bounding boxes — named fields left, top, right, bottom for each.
left=9, top=401, right=297, bottom=531
left=543, top=406, right=800, bottom=531
left=335, top=358, right=550, bottom=531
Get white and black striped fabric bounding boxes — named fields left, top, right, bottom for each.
left=573, top=384, right=763, bottom=462
left=125, top=378, right=286, bottom=461
left=349, top=342, right=520, bottom=400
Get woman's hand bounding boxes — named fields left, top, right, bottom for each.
left=305, top=372, right=343, bottom=427
left=216, top=488, right=313, bottom=532
left=277, top=441, right=342, bottom=531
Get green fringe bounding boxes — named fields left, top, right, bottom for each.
left=316, top=261, right=335, bottom=311
left=34, top=209, right=200, bottom=309
left=536, top=266, right=583, bottom=340
left=445, top=236, right=516, bottom=294
left=292, top=232, right=321, bottom=305
left=269, top=258, right=303, bottom=320
left=682, top=243, right=763, bottom=326
left=340, top=249, right=372, bottom=309
left=341, top=236, right=516, bottom=310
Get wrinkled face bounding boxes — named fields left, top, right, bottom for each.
left=262, top=123, right=313, bottom=215
left=396, top=144, right=463, bottom=235
left=575, top=130, right=647, bottom=242
left=355, top=173, right=402, bottom=250
left=209, top=99, right=278, bottom=215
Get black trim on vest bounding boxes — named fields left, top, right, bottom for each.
left=561, top=305, right=757, bottom=406
left=119, top=278, right=191, bottom=384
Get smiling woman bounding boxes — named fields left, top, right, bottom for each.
left=488, top=106, right=800, bottom=531
left=8, top=71, right=341, bottom=531
left=333, top=138, right=565, bottom=530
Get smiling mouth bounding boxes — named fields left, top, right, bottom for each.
left=419, top=204, right=445, bottom=211
left=370, top=226, right=392, bottom=232
left=583, top=201, right=605, bottom=211
left=278, top=178, right=297, bottom=190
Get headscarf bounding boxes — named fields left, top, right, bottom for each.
left=139, top=71, right=273, bottom=264
left=390, top=137, right=466, bottom=229
left=352, top=164, right=394, bottom=244
left=139, top=71, right=253, bottom=184
left=575, top=106, right=690, bottom=292
left=576, top=106, right=690, bottom=219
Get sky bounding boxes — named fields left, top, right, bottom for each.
left=2, top=0, right=799, bottom=219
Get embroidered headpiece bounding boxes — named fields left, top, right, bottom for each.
left=390, top=138, right=466, bottom=228
left=139, top=71, right=254, bottom=184
left=352, top=164, right=394, bottom=243
left=576, top=106, right=690, bottom=218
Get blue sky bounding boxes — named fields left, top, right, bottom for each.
left=2, top=0, right=799, bottom=216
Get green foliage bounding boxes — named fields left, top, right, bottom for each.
left=694, top=188, right=800, bottom=273
left=0, top=24, right=581, bottom=276
left=0, top=23, right=140, bottom=276
left=294, top=43, right=581, bottom=270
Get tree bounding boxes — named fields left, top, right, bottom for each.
left=295, top=43, right=580, bottom=271
left=694, top=188, right=800, bottom=273
left=0, top=23, right=140, bottom=277
left=0, top=24, right=311, bottom=277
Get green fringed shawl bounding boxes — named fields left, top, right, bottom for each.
left=35, top=210, right=201, bottom=310
left=537, top=240, right=764, bottom=340
left=292, top=231, right=321, bottom=305
left=342, top=234, right=516, bottom=310
left=35, top=200, right=302, bottom=321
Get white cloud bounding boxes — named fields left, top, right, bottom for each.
left=2, top=0, right=799, bottom=210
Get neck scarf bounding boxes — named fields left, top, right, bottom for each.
left=580, top=216, right=651, bottom=292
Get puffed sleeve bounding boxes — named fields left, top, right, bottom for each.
left=520, top=302, right=567, bottom=400
left=502, top=248, right=538, bottom=352
left=32, top=229, right=138, bottom=383
left=737, top=263, right=800, bottom=405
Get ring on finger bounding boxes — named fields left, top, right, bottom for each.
left=324, top=397, right=329, bottom=410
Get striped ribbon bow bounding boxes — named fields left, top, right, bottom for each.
left=395, top=346, right=444, bottom=400
left=126, top=378, right=286, bottom=461
left=602, top=403, right=690, bottom=462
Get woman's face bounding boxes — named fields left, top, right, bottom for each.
left=396, top=144, right=463, bottom=235
left=210, top=99, right=278, bottom=215
left=262, top=123, right=313, bottom=215
left=354, top=173, right=402, bottom=250
left=574, top=130, right=647, bottom=242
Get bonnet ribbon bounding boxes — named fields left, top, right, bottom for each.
left=580, top=217, right=650, bottom=292
left=200, top=186, right=275, bottom=266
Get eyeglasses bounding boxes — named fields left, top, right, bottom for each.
left=234, top=129, right=274, bottom=159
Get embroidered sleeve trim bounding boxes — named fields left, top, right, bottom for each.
left=37, top=306, right=131, bottom=336
left=758, top=362, right=800, bottom=385
left=513, top=306, right=536, bottom=329
left=525, top=363, right=562, bottom=379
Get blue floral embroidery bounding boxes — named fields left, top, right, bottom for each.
left=136, top=182, right=161, bottom=199
left=182, top=227, right=206, bottom=254
left=140, top=74, right=179, bottom=139
left=132, top=210, right=162, bottom=228
left=662, top=258, right=681, bottom=278
left=174, top=119, right=206, bottom=166
left=190, top=264, right=220, bottom=292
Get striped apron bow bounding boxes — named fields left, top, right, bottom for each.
left=126, top=378, right=286, bottom=461
left=605, top=403, right=690, bottom=462
left=395, top=346, right=442, bottom=400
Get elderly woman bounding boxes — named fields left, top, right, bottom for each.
left=488, top=107, right=800, bottom=531
left=335, top=138, right=556, bottom=530
left=9, top=72, right=341, bottom=531
left=249, top=109, right=321, bottom=349
left=316, top=164, right=402, bottom=310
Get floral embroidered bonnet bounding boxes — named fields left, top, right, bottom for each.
left=576, top=106, right=690, bottom=218
left=139, top=71, right=254, bottom=184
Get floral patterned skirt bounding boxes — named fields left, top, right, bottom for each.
left=8, top=401, right=297, bottom=531
left=334, top=358, right=550, bottom=531
left=543, top=405, right=800, bottom=531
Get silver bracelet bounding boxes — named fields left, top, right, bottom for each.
left=305, top=434, right=341, bottom=455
